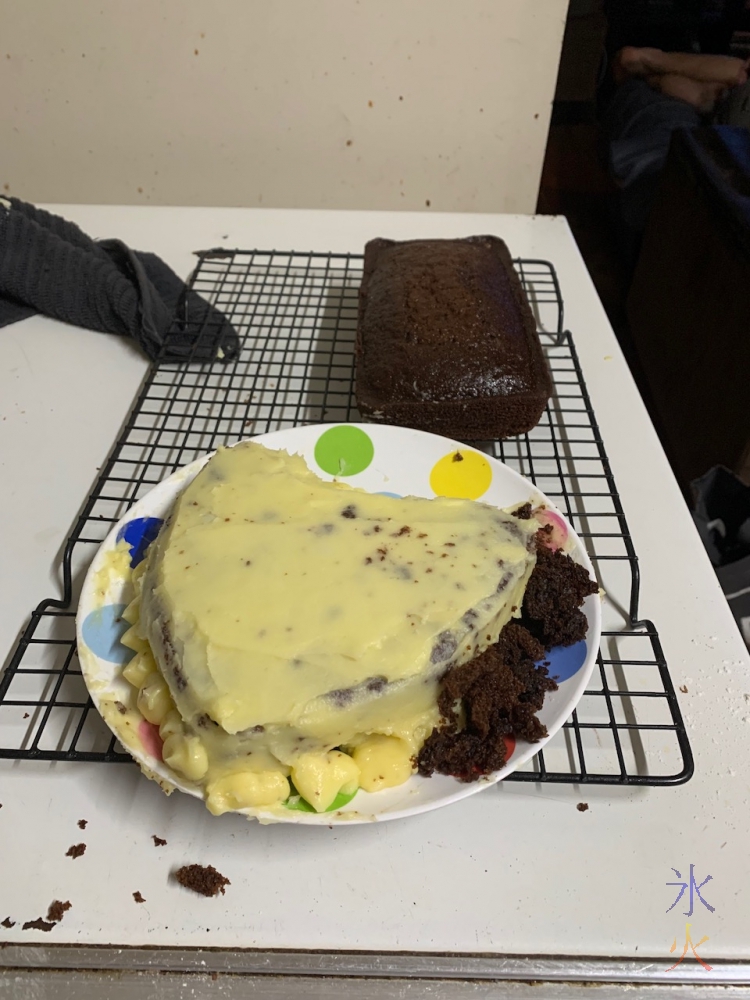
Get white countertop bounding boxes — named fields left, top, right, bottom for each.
left=1, top=206, right=748, bottom=966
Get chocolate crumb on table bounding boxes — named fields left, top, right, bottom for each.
left=175, top=864, right=230, bottom=897
left=22, top=918, right=56, bottom=932
left=577, top=802, right=589, bottom=812
left=152, top=835, right=167, bottom=847
left=1, top=918, right=15, bottom=929
left=46, top=900, right=71, bottom=922
left=679, top=685, right=688, bottom=694
left=66, top=843, right=86, bottom=859
left=77, top=819, right=87, bottom=830
left=133, top=892, right=146, bottom=904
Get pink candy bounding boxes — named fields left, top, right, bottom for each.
left=138, top=719, right=164, bottom=761
left=533, top=507, right=569, bottom=551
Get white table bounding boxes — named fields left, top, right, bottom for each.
left=1, top=207, right=748, bottom=999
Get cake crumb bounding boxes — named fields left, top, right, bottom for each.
left=511, top=502, right=532, bottom=519
left=452, top=451, right=464, bottom=463
left=133, top=892, right=146, bottom=904
left=175, top=864, right=230, bottom=897
left=679, top=685, right=688, bottom=693
left=1, top=917, right=15, bottom=928
left=46, top=900, right=71, bottom=923
left=77, top=819, right=88, bottom=830
left=22, top=918, right=56, bottom=932
left=577, top=802, right=589, bottom=812
left=66, top=843, right=86, bottom=859
left=152, top=835, right=167, bottom=847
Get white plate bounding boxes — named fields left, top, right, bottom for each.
left=77, top=424, right=601, bottom=824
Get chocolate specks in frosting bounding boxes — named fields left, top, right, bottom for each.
left=327, top=687, right=356, bottom=707
left=430, top=631, right=458, bottom=664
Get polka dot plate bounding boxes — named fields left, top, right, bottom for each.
left=77, top=424, right=602, bottom=825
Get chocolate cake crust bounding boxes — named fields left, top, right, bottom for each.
left=356, top=236, right=552, bottom=440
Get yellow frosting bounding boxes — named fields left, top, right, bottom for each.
left=128, top=441, right=537, bottom=813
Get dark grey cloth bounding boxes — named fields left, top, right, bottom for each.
left=0, top=197, right=238, bottom=362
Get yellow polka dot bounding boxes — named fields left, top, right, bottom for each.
left=429, top=449, right=492, bottom=500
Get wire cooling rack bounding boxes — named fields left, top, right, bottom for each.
left=0, top=249, right=693, bottom=785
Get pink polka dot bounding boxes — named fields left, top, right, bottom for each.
left=138, top=719, right=163, bottom=761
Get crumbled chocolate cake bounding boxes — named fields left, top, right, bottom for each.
left=521, top=543, right=598, bottom=648
left=577, top=802, right=589, bottom=812
left=46, top=900, right=71, bottom=923
left=175, top=864, right=230, bottom=897
left=133, top=891, right=146, bottom=903
left=77, top=819, right=87, bottom=830
left=511, top=502, right=533, bottom=519
left=418, top=535, right=597, bottom=782
left=1, top=918, right=15, bottom=929
left=22, top=918, right=56, bottom=932
left=152, top=835, right=167, bottom=847
left=66, top=843, right=86, bottom=859
left=417, top=624, right=557, bottom=781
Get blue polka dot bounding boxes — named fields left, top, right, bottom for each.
left=540, top=640, right=587, bottom=683
left=117, top=517, right=163, bottom=567
left=376, top=491, right=402, bottom=498
left=80, top=604, right=134, bottom=664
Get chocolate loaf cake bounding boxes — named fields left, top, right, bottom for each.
left=356, top=236, right=552, bottom=440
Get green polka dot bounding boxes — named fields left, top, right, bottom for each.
left=284, top=787, right=358, bottom=813
left=314, top=426, right=374, bottom=477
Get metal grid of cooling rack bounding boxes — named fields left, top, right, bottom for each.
left=0, top=249, right=693, bottom=785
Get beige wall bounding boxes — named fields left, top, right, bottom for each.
left=0, top=1, right=567, bottom=213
